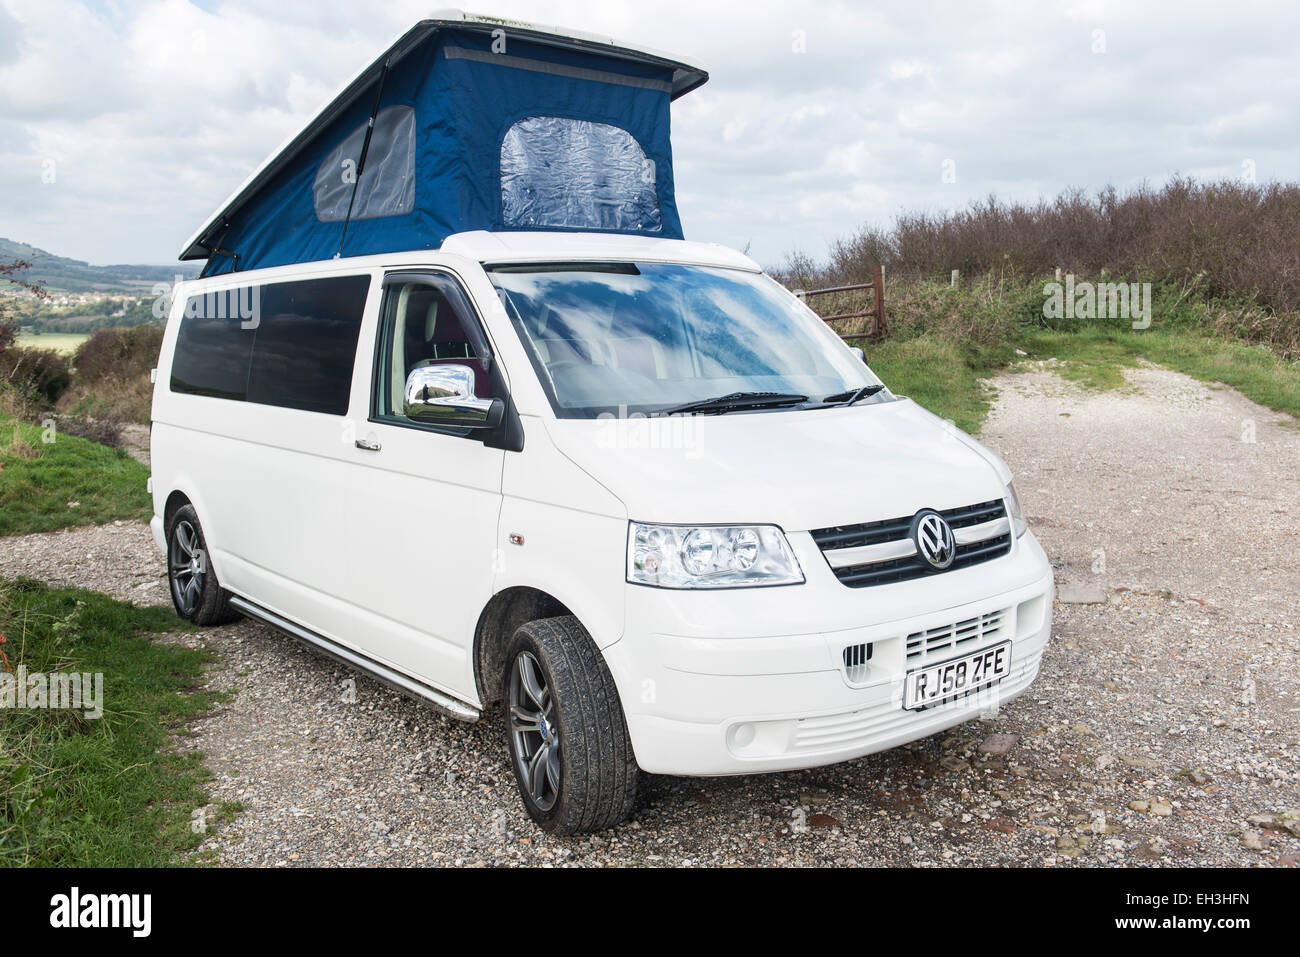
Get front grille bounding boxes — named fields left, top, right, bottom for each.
left=906, top=608, right=1007, bottom=662
left=810, top=499, right=1011, bottom=589
left=833, top=533, right=1011, bottom=588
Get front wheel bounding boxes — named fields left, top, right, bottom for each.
left=504, top=616, right=638, bottom=834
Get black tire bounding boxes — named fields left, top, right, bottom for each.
left=503, top=616, right=638, bottom=834
left=165, top=504, right=239, bottom=626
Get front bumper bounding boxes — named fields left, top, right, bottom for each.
left=605, top=530, right=1054, bottom=776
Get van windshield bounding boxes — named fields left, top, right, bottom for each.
left=488, top=262, right=883, bottom=419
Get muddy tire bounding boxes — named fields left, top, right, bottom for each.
left=503, top=615, right=638, bottom=834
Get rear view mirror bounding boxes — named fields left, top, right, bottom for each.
left=404, top=364, right=503, bottom=429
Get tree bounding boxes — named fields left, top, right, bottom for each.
left=0, top=259, right=47, bottom=354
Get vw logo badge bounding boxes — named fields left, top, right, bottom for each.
left=912, top=511, right=956, bottom=570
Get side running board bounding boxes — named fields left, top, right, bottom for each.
left=227, top=595, right=480, bottom=723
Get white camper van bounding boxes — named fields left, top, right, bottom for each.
left=152, top=15, right=1053, bottom=834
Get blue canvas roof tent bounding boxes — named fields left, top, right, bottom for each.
left=180, top=11, right=708, bottom=276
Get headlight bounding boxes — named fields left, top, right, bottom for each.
left=628, top=523, right=804, bottom=589
left=1004, top=481, right=1027, bottom=537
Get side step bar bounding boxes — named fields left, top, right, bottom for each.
left=227, top=595, right=480, bottom=723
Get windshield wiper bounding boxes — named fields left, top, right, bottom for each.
left=821, top=384, right=886, bottom=407
left=662, top=391, right=810, bottom=416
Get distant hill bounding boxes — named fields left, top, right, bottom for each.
left=0, top=237, right=201, bottom=294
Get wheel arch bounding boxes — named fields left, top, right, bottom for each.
left=163, top=488, right=192, bottom=529
left=473, top=586, right=576, bottom=707
left=157, top=480, right=231, bottom=583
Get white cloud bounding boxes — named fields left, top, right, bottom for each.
left=887, top=59, right=933, bottom=81
left=826, top=140, right=871, bottom=177
left=722, top=117, right=748, bottom=142
left=1, top=0, right=1299, bottom=271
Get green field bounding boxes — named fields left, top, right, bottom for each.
left=14, top=332, right=89, bottom=355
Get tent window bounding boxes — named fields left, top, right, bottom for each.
left=314, top=105, right=416, bottom=223
left=500, top=116, right=661, bottom=232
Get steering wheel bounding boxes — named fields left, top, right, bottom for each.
left=545, top=360, right=583, bottom=376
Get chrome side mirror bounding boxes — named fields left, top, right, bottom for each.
left=403, top=364, right=503, bottom=429
left=850, top=346, right=865, bottom=363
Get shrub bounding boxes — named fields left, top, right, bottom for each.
left=814, top=179, right=1300, bottom=309
left=58, top=325, right=164, bottom=425
left=784, top=178, right=1300, bottom=359
left=71, top=325, right=164, bottom=383
left=53, top=413, right=125, bottom=449
left=0, top=346, right=72, bottom=408
left=58, top=372, right=154, bottom=425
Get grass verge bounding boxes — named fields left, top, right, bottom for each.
left=0, top=413, right=151, bottom=537
left=863, top=327, right=1300, bottom=433
left=1020, top=327, right=1300, bottom=416
left=0, top=577, right=220, bottom=866
left=865, top=335, right=1013, bottom=433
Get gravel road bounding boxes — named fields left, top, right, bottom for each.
left=2, top=361, right=1296, bottom=866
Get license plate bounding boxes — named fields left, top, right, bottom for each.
left=904, top=641, right=1012, bottom=710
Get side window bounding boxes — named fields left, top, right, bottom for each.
left=246, top=275, right=370, bottom=415
left=374, top=275, right=491, bottom=424
left=170, top=274, right=370, bottom=416
left=170, top=287, right=258, bottom=400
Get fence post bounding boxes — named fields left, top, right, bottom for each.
left=951, top=269, right=959, bottom=287
left=872, top=264, right=886, bottom=341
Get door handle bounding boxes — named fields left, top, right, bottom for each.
left=355, top=438, right=382, bottom=452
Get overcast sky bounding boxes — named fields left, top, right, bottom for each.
left=1, top=0, right=1296, bottom=270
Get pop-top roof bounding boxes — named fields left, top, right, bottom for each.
left=180, top=10, right=708, bottom=275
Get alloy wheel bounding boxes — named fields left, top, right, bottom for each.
left=169, top=519, right=207, bottom=617
left=508, top=650, right=561, bottom=812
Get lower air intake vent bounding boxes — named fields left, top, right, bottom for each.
left=842, top=642, right=873, bottom=682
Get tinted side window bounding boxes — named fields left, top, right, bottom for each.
left=171, top=275, right=369, bottom=413
left=170, top=288, right=257, bottom=400
left=246, top=276, right=370, bottom=415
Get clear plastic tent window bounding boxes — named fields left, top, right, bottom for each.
left=314, top=105, right=416, bottom=223
left=500, top=116, right=661, bottom=232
